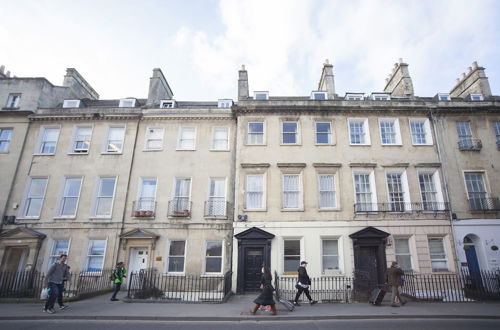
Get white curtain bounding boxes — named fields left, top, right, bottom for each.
left=246, top=175, right=263, bottom=209
left=283, top=175, right=299, bottom=208
left=319, top=175, right=335, bottom=208
left=212, top=128, right=228, bottom=150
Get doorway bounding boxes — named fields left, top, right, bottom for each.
left=464, top=235, right=483, bottom=288
left=244, top=248, right=264, bottom=292
left=128, top=248, right=149, bottom=277
left=2, top=247, right=29, bottom=272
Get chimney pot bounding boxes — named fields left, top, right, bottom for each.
left=461, top=73, right=466, bottom=79
left=399, top=58, right=403, bottom=63
left=472, top=61, right=478, bottom=69
left=6, top=71, right=10, bottom=77
left=241, top=64, right=246, bottom=71
left=325, top=59, right=330, bottom=65
left=0, top=65, right=4, bottom=74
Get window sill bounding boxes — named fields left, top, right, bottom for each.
left=243, top=209, right=267, bottom=212
left=411, top=144, right=433, bottom=146
left=15, top=217, right=40, bottom=221
left=165, top=272, right=186, bottom=276
left=33, top=153, right=55, bottom=156
left=53, top=216, right=76, bottom=220
left=318, top=208, right=341, bottom=212
left=0, top=151, right=10, bottom=154
left=349, top=144, right=371, bottom=146
left=381, top=144, right=403, bottom=147
left=143, top=148, right=163, bottom=152
left=2, top=107, right=20, bottom=110
left=201, top=273, right=223, bottom=277
left=281, top=208, right=304, bottom=212
left=280, top=143, right=302, bottom=146
left=101, top=152, right=123, bottom=155
left=175, top=149, right=196, bottom=151
left=67, top=152, right=89, bottom=155
left=244, top=144, right=267, bottom=146
left=209, top=149, right=230, bottom=152
left=89, top=217, right=112, bottom=220
left=315, top=143, right=336, bottom=146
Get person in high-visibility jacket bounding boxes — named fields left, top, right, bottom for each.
left=110, top=262, right=127, bottom=301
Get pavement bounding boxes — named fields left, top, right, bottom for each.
left=0, top=293, right=499, bottom=321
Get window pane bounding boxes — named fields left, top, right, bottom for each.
left=411, top=121, right=427, bottom=144
left=206, top=258, right=222, bottom=273
left=284, top=240, right=300, bottom=255
left=86, top=256, right=103, bottom=272
left=169, top=241, right=185, bottom=256
left=100, top=178, right=116, bottom=197
left=284, top=256, right=300, bottom=272
left=61, top=198, right=78, bottom=216
left=323, top=240, right=338, bottom=255
left=30, top=179, right=48, bottom=197
left=168, top=257, right=185, bottom=272
left=96, top=198, right=112, bottom=216
left=350, top=121, right=365, bottom=144
left=89, top=240, right=106, bottom=255
left=206, top=242, right=222, bottom=256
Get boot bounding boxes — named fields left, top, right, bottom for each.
left=270, top=305, right=277, bottom=315
left=250, top=304, right=260, bottom=315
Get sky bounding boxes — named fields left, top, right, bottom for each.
left=1, top=0, right=499, bottom=101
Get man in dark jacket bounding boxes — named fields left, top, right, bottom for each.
left=110, top=261, right=127, bottom=301
left=386, top=261, right=406, bottom=307
left=293, top=261, right=318, bottom=306
left=43, top=254, right=71, bottom=314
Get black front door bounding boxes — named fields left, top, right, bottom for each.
left=358, top=246, right=379, bottom=283
left=244, top=248, right=263, bottom=291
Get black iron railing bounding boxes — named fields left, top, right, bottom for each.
left=127, top=268, right=232, bottom=303
left=132, top=198, right=156, bottom=218
left=458, top=138, right=482, bottom=151
left=0, top=269, right=114, bottom=299
left=354, top=202, right=450, bottom=213
left=204, top=200, right=229, bottom=218
left=497, top=139, right=500, bottom=150
left=274, top=272, right=353, bottom=303
left=468, top=198, right=500, bottom=211
left=167, top=198, right=192, bottom=217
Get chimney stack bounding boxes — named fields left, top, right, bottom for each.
left=383, top=58, right=414, bottom=97
left=450, top=61, right=491, bottom=98
left=147, top=68, right=173, bottom=105
left=238, top=65, right=249, bottom=100
left=317, top=59, right=335, bottom=99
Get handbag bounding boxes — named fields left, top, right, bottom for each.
left=40, top=288, right=49, bottom=300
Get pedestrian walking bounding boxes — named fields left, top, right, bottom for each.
left=250, top=266, right=277, bottom=315
left=386, top=261, right=406, bottom=307
left=293, top=261, right=318, bottom=306
left=110, top=261, right=127, bottom=301
left=43, top=254, right=71, bottom=314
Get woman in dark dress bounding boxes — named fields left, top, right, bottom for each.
left=250, top=266, right=277, bottom=315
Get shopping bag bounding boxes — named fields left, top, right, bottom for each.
left=40, top=288, right=49, bottom=300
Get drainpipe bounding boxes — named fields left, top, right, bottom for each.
left=430, top=109, right=460, bottom=272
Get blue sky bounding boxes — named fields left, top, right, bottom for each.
left=1, top=0, right=499, bottom=100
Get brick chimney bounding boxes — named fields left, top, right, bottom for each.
left=450, top=61, right=492, bottom=98
left=147, top=68, right=173, bottom=105
left=238, top=65, right=249, bottom=100
left=383, top=58, right=414, bottom=97
left=318, top=59, right=335, bottom=99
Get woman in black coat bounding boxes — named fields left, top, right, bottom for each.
left=250, top=266, right=277, bottom=315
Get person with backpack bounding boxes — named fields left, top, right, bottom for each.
left=110, top=261, right=127, bottom=301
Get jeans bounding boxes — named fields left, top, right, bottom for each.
left=57, top=283, right=65, bottom=306
left=111, top=282, right=122, bottom=299
left=294, top=287, right=312, bottom=302
left=44, top=282, right=60, bottom=310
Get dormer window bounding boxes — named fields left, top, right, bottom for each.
left=470, top=94, right=483, bottom=101
left=160, top=100, right=176, bottom=108
left=438, top=93, right=451, bottom=101
left=254, top=91, right=269, bottom=100
left=218, top=99, right=233, bottom=108
left=311, top=91, right=328, bottom=100
left=63, top=100, right=81, bottom=108
left=5, top=93, right=21, bottom=108
left=371, top=93, right=390, bottom=101
left=345, top=93, right=364, bottom=101
left=119, top=99, right=136, bottom=107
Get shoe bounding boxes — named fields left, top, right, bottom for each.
left=43, top=308, right=55, bottom=314
left=293, top=301, right=301, bottom=306
left=310, top=300, right=318, bottom=305
left=110, top=298, right=119, bottom=301
left=59, top=305, right=68, bottom=310
left=401, top=301, right=407, bottom=306
left=391, top=304, right=400, bottom=307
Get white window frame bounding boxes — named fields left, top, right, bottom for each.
left=311, top=91, right=328, bottom=100
left=56, top=176, right=83, bottom=218
left=211, top=127, right=230, bottom=151
left=409, top=118, right=433, bottom=145
left=160, top=100, right=176, bottom=108
left=318, top=174, right=337, bottom=210
left=47, top=239, right=71, bottom=269
left=437, top=93, right=450, bottom=101
left=85, top=239, right=107, bottom=273
left=494, top=121, right=500, bottom=147
left=207, top=177, right=227, bottom=217
left=321, top=238, right=339, bottom=274
left=136, top=177, right=157, bottom=212
left=176, top=126, right=197, bottom=150
left=283, top=239, right=301, bottom=273
left=21, top=176, right=49, bottom=219
left=254, top=91, right=269, bottom=100
left=103, top=125, right=126, bottom=154
left=92, top=177, right=117, bottom=218
left=5, top=93, right=21, bottom=108
left=281, top=121, right=300, bottom=145
left=428, top=237, right=449, bottom=272
left=204, top=240, right=224, bottom=275
left=119, top=99, right=136, bottom=107
left=247, top=121, right=266, bottom=145
left=417, top=170, right=445, bottom=211
left=171, top=177, right=192, bottom=214
left=62, top=100, right=81, bottom=108
left=166, top=240, right=186, bottom=274
left=348, top=118, right=371, bottom=145
left=371, top=93, right=390, bottom=101
left=353, top=171, right=378, bottom=211
left=144, top=126, right=165, bottom=151
left=378, top=118, right=402, bottom=145
left=463, top=171, right=489, bottom=210
left=245, top=174, right=266, bottom=210
left=315, top=122, right=332, bottom=145
left=394, top=237, right=413, bottom=271
left=0, top=128, right=13, bottom=153
left=470, top=93, right=484, bottom=101
left=70, top=125, right=93, bottom=154
left=385, top=170, right=411, bottom=212
left=345, top=93, right=364, bottom=100
left=35, top=126, right=60, bottom=155
left=282, top=173, right=303, bottom=210
left=217, top=99, right=233, bottom=108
